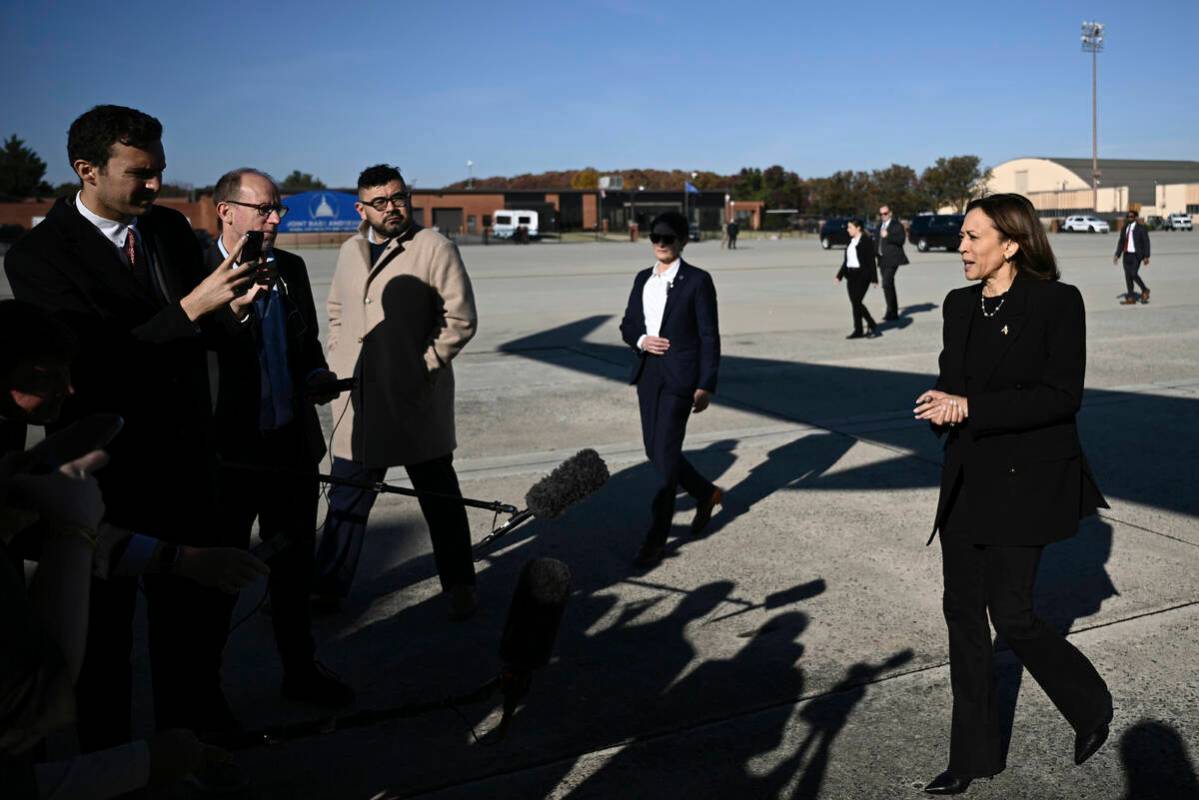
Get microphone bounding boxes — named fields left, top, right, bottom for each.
left=490, top=557, right=572, bottom=741
left=473, top=450, right=609, bottom=553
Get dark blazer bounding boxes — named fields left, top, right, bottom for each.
left=3, top=197, right=219, bottom=539
left=619, top=260, right=720, bottom=396
left=929, top=276, right=1107, bottom=546
left=1114, top=222, right=1150, bottom=260
left=206, top=244, right=328, bottom=462
left=876, top=219, right=909, bottom=269
left=836, top=235, right=878, bottom=283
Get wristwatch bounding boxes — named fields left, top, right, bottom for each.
left=159, top=542, right=181, bottom=575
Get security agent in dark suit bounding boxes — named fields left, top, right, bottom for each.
left=876, top=204, right=909, bottom=320
left=208, top=169, right=353, bottom=708
left=3, top=105, right=263, bottom=751
left=619, top=211, right=724, bottom=567
left=835, top=219, right=881, bottom=339
left=914, top=194, right=1112, bottom=796
left=1113, top=210, right=1151, bottom=305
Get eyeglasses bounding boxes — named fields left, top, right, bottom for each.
left=362, top=193, right=410, bottom=212
left=225, top=200, right=289, bottom=219
left=649, top=233, right=678, bottom=245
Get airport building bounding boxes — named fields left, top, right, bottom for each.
left=987, top=157, right=1199, bottom=221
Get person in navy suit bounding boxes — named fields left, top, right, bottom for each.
left=619, top=211, right=724, bottom=567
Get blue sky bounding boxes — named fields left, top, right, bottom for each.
left=2, top=0, right=1195, bottom=189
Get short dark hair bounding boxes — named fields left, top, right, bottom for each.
left=847, top=217, right=865, bottom=230
left=357, top=164, right=405, bottom=193
left=650, top=210, right=688, bottom=239
left=0, top=300, right=78, bottom=378
left=213, top=168, right=278, bottom=207
left=67, top=105, right=163, bottom=170
left=966, top=193, right=1060, bottom=281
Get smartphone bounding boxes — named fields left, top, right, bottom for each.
left=241, top=230, right=264, bottom=264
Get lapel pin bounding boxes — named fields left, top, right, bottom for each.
left=1001, top=324, right=1009, bottom=335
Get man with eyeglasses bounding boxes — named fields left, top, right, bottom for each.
left=876, top=204, right=909, bottom=321
left=619, top=211, right=723, bottom=568
left=208, top=168, right=354, bottom=710
left=4, top=105, right=261, bottom=755
left=314, top=164, right=480, bottom=620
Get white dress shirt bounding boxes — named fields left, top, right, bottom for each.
left=75, top=191, right=139, bottom=265
left=846, top=235, right=861, bottom=267
left=637, top=258, right=681, bottom=350
left=1125, top=222, right=1136, bottom=253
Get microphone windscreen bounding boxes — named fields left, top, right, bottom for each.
left=499, top=558, right=572, bottom=670
left=524, top=449, right=609, bottom=519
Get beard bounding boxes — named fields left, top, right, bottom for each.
left=370, top=213, right=408, bottom=241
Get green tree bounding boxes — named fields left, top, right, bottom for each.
left=0, top=135, right=48, bottom=197
left=810, top=170, right=872, bottom=216
left=570, top=167, right=599, bottom=189
left=921, top=156, right=992, bottom=213
left=867, top=164, right=928, bottom=217
left=280, top=170, right=326, bottom=192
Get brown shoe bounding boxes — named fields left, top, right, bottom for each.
left=1119, top=295, right=1138, bottom=305
left=1140, top=288, right=1151, bottom=304
left=447, top=584, right=478, bottom=622
left=691, top=487, right=725, bottom=534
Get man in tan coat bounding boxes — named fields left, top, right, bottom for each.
left=313, top=165, right=479, bottom=619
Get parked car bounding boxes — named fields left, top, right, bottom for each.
left=492, top=210, right=540, bottom=240
left=819, top=217, right=851, bottom=249
left=1061, top=215, right=1110, bottom=233
left=1145, top=215, right=1166, bottom=231
left=1165, top=213, right=1193, bottom=231
left=907, top=214, right=964, bottom=252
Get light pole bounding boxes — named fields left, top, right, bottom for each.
left=1081, top=21, right=1105, bottom=213
left=466, top=160, right=474, bottom=190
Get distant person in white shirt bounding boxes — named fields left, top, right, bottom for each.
left=1113, top=210, right=1151, bottom=305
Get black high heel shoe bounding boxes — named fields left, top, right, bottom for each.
left=924, top=770, right=992, bottom=795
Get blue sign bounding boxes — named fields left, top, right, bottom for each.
left=278, top=190, right=360, bottom=233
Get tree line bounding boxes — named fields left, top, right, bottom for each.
left=2, top=132, right=990, bottom=218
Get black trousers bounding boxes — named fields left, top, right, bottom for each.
left=845, top=277, right=877, bottom=333
left=219, top=422, right=317, bottom=672
left=636, top=357, right=716, bottom=545
left=314, top=454, right=476, bottom=597
left=1122, top=252, right=1148, bottom=296
left=940, top=533, right=1112, bottom=777
left=75, top=573, right=237, bottom=751
left=879, top=265, right=899, bottom=317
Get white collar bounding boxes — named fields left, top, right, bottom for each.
left=651, top=259, right=681, bottom=281
left=75, top=191, right=136, bottom=248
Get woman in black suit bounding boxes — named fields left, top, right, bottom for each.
left=914, top=193, right=1113, bottom=795
left=835, top=219, right=881, bottom=339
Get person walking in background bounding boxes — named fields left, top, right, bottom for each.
left=835, top=219, right=881, bottom=339
left=314, top=164, right=480, bottom=621
left=619, top=211, right=724, bottom=568
left=876, top=204, right=908, bottom=320
left=914, top=193, right=1112, bottom=795
left=726, top=219, right=740, bottom=249
left=1113, top=210, right=1150, bottom=305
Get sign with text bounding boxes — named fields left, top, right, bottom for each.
left=279, top=190, right=360, bottom=233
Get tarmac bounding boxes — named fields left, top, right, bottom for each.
left=8, top=230, right=1199, bottom=798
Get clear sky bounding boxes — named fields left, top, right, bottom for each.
left=2, top=0, right=1195, bottom=189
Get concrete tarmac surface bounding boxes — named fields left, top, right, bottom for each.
left=8, top=230, right=1199, bottom=798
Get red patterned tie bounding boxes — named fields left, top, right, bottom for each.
left=124, top=229, right=137, bottom=268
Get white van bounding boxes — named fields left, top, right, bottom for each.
left=492, top=210, right=539, bottom=239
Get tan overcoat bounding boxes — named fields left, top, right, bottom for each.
left=326, top=222, right=477, bottom=467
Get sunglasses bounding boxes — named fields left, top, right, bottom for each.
left=649, top=233, right=678, bottom=245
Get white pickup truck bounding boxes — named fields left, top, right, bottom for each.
left=1165, top=213, right=1193, bottom=231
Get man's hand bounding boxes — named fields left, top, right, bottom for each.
left=914, top=389, right=967, bottom=426
left=642, top=336, right=670, bottom=355
left=692, top=388, right=712, bottom=414
left=180, top=235, right=256, bottom=322
left=835, top=276, right=842, bottom=283
left=305, top=369, right=340, bottom=405
left=6, top=450, right=109, bottom=531
left=176, top=546, right=269, bottom=594
left=1143, top=258, right=1149, bottom=267
left=1112, top=256, right=1119, bottom=265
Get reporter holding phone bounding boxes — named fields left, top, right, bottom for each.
left=914, top=194, right=1112, bottom=795
left=209, top=169, right=353, bottom=709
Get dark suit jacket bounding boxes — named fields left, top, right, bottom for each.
left=1114, top=222, right=1150, bottom=260
left=206, top=245, right=327, bottom=462
left=619, top=260, right=720, bottom=396
left=929, top=276, right=1107, bottom=545
left=4, top=197, right=220, bottom=540
left=876, top=219, right=909, bottom=269
left=836, top=235, right=878, bottom=283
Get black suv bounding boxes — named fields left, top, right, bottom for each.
left=819, top=217, right=851, bottom=249
left=907, top=214, right=964, bottom=252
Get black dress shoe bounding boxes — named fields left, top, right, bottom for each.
left=846, top=331, right=866, bottom=339
left=883, top=313, right=899, bottom=322
left=865, top=327, right=882, bottom=338
left=924, top=771, right=987, bottom=795
left=1074, top=707, right=1114, bottom=765
left=633, top=542, right=665, bottom=568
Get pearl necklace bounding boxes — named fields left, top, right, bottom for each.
left=980, top=291, right=1007, bottom=318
